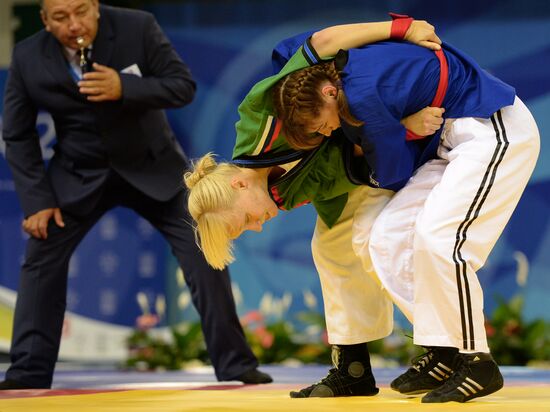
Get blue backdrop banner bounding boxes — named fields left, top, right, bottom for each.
left=1, top=0, right=549, bottom=361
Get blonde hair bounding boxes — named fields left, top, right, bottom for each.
left=272, top=61, right=363, bottom=150
left=183, top=153, right=242, bottom=270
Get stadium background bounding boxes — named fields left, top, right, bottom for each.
left=0, top=0, right=548, bottom=361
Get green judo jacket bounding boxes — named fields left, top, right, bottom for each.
left=232, top=46, right=371, bottom=228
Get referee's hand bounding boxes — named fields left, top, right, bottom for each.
left=22, top=208, right=65, bottom=239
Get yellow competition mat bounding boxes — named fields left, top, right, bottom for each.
left=1, top=386, right=549, bottom=412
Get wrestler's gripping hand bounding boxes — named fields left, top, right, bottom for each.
left=405, top=20, right=442, bottom=50
left=401, top=107, right=446, bottom=136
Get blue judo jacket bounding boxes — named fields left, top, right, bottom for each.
left=273, top=33, right=515, bottom=190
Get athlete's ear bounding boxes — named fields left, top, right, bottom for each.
left=321, top=84, right=338, bottom=98
left=230, top=177, right=248, bottom=190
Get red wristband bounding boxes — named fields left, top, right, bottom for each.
left=389, top=12, right=414, bottom=40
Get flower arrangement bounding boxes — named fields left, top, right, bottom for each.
left=124, top=292, right=208, bottom=371
left=485, top=294, right=550, bottom=366
left=239, top=290, right=332, bottom=364
left=484, top=251, right=550, bottom=366
left=125, top=252, right=549, bottom=370
left=124, top=288, right=336, bottom=370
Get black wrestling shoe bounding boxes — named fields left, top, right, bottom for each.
left=289, top=344, right=379, bottom=398
left=422, top=352, right=503, bottom=403
left=234, top=368, right=273, bottom=384
left=0, top=379, right=36, bottom=390
left=390, top=346, right=458, bottom=394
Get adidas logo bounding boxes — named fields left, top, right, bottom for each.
left=472, top=356, right=481, bottom=362
left=428, top=363, right=453, bottom=382
left=456, top=377, right=484, bottom=397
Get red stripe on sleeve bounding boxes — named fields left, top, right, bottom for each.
left=263, top=119, right=283, bottom=152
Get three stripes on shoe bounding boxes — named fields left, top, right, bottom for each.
left=428, top=363, right=453, bottom=382
left=456, top=377, right=484, bottom=397
left=424, top=359, right=485, bottom=397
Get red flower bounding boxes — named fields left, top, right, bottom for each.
left=485, top=320, right=495, bottom=338
left=136, top=314, right=160, bottom=330
left=240, top=310, right=264, bottom=327
left=255, top=326, right=274, bottom=349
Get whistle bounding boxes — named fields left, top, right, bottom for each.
left=76, top=36, right=88, bottom=74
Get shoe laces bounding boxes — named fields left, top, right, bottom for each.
left=410, top=348, right=435, bottom=372
left=331, top=346, right=342, bottom=369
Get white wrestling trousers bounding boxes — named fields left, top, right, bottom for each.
left=313, top=97, right=539, bottom=348
left=367, top=96, right=540, bottom=352
left=312, top=185, right=395, bottom=344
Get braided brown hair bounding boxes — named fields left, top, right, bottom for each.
left=272, top=61, right=363, bottom=150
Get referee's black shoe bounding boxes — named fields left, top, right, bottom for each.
left=390, top=346, right=458, bottom=394
left=0, top=379, right=38, bottom=390
left=422, top=352, right=503, bottom=403
left=234, top=368, right=273, bottom=384
left=289, top=343, right=379, bottom=398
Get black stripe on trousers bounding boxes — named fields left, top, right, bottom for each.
left=452, top=111, right=509, bottom=350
